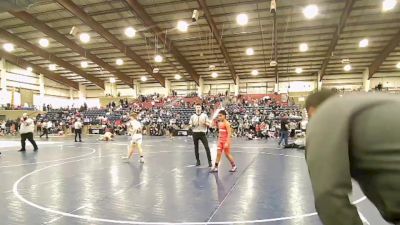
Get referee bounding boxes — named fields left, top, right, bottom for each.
left=74, top=118, right=83, bottom=142
left=189, top=104, right=212, bottom=167
left=19, top=113, right=38, bottom=152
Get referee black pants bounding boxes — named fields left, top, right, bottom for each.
left=193, top=132, right=211, bottom=163
left=21, top=132, right=38, bottom=150
left=75, top=129, right=82, bottom=142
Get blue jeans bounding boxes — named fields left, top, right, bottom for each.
left=278, top=130, right=289, bottom=146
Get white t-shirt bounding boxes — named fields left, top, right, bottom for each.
left=127, top=120, right=142, bottom=136
left=20, top=118, right=35, bottom=134
left=189, top=113, right=210, bottom=133
left=74, top=121, right=83, bottom=129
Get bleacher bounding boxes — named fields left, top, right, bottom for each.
left=45, top=109, right=73, bottom=122
left=82, top=109, right=107, bottom=124
left=38, top=94, right=303, bottom=127
left=226, top=104, right=302, bottom=121
left=170, top=108, right=196, bottom=124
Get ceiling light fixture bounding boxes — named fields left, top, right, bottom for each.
left=251, top=70, right=259, bottom=76
left=344, top=64, right=352, bottom=72
left=79, top=33, right=90, bottom=43
left=295, top=67, right=303, bottom=74
left=110, top=77, right=116, bottom=83
left=27, top=67, right=33, bottom=72
left=38, top=38, right=49, bottom=48
left=246, top=48, right=254, bottom=56
left=175, top=74, right=182, bottom=80
left=359, top=38, right=369, bottom=48
left=154, top=54, right=163, bottom=63
left=396, top=62, right=400, bottom=69
left=124, top=27, right=136, bottom=38
left=299, top=43, right=309, bottom=52
left=211, top=72, right=218, bottom=78
left=49, top=64, right=56, bottom=71
left=116, top=58, right=124, bottom=66
left=236, top=13, right=248, bottom=26
left=383, top=0, right=397, bottom=11
left=3, top=43, right=14, bottom=52
left=177, top=21, right=189, bottom=32
left=141, top=76, right=147, bottom=82
left=303, top=4, right=319, bottom=19
left=81, top=61, right=88, bottom=68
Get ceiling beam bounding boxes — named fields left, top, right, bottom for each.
left=125, top=0, right=200, bottom=85
left=197, top=0, right=237, bottom=84
left=0, top=50, right=79, bottom=90
left=9, top=11, right=135, bottom=88
left=0, top=28, right=105, bottom=89
left=319, top=0, right=356, bottom=81
left=55, top=0, right=165, bottom=87
left=368, top=29, right=400, bottom=79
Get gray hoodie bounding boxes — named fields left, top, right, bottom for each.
left=306, top=93, right=400, bottom=225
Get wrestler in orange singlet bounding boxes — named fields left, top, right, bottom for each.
left=210, top=110, right=237, bottom=173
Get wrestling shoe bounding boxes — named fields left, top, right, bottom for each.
left=208, top=161, right=212, bottom=167
left=196, top=161, right=201, bottom=166
left=209, top=167, right=218, bottom=173
left=229, top=166, right=237, bottom=172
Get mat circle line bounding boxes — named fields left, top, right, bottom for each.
left=12, top=150, right=366, bottom=224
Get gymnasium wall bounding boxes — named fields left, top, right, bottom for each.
left=116, top=87, right=136, bottom=96
left=0, top=110, right=41, bottom=120
left=2, top=59, right=400, bottom=107
left=370, top=72, right=400, bottom=91
left=202, top=77, right=316, bottom=95
left=0, top=62, right=80, bottom=107
left=86, top=88, right=104, bottom=98
left=20, top=88, right=34, bottom=106
left=171, top=81, right=197, bottom=96
left=140, top=83, right=165, bottom=96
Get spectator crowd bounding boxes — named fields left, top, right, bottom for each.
left=0, top=93, right=306, bottom=147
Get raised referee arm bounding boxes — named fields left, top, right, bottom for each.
left=306, top=107, right=363, bottom=225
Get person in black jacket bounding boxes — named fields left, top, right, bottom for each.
left=278, top=114, right=289, bottom=147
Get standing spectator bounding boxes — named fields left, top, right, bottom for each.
left=36, top=120, right=42, bottom=134
left=40, top=120, right=49, bottom=139
left=0, top=120, right=6, bottom=134
left=47, top=120, right=53, bottom=134
left=74, top=118, right=83, bottom=142
left=19, top=113, right=38, bottom=152
left=278, top=114, right=289, bottom=148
